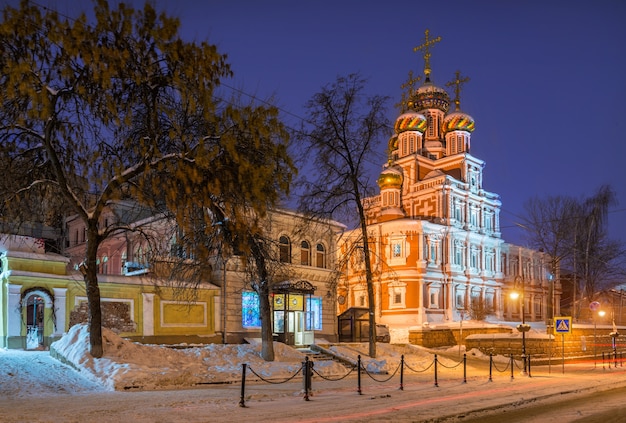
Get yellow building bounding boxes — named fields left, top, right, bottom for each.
left=1, top=232, right=221, bottom=349
left=1, top=203, right=345, bottom=350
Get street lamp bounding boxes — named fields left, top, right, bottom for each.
left=510, top=275, right=530, bottom=375
left=594, top=309, right=606, bottom=368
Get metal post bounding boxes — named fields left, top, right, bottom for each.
left=400, top=354, right=404, bottom=391
left=239, top=363, right=247, bottom=408
left=434, top=354, right=438, bottom=387
left=489, top=354, right=493, bottom=382
left=302, top=356, right=310, bottom=401
left=357, top=355, right=362, bottom=395
left=510, top=354, right=514, bottom=380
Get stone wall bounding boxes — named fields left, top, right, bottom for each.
left=408, top=324, right=625, bottom=360
left=408, top=325, right=513, bottom=348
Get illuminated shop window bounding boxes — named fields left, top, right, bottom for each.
left=241, top=291, right=261, bottom=328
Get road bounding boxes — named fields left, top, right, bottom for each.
left=456, top=384, right=626, bottom=423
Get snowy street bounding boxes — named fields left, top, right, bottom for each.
left=3, top=347, right=626, bottom=422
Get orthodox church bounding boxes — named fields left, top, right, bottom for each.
left=337, top=31, right=560, bottom=337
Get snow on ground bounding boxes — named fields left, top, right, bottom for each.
left=1, top=321, right=521, bottom=397
left=45, top=324, right=354, bottom=391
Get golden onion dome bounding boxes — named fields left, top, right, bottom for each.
left=388, top=135, right=398, bottom=152
left=377, top=167, right=403, bottom=190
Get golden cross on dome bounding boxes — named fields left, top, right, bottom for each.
left=413, top=29, right=441, bottom=81
left=445, top=70, right=470, bottom=111
left=396, top=69, right=422, bottom=112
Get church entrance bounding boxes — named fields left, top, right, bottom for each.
left=272, top=280, right=316, bottom=346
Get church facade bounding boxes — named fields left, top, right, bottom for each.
left=336, top=31, right=560, bottom=336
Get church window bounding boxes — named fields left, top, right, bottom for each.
left=392, top=242, right=402, bottom=258
left=470, top=207, right=477, bottom=227
left=453, top=242, right=463, bottom=265
left=315, top=243, right=326, bottom=268
left=242, top=291, right=261, bottom=328
left=484, top=211, right=493, bottom=232
left=429, top=288, right=440, bottom=308
left=470, top=248, right=478, bottom=269
left=430, top=242, right=437, bottom=263
left=456, top=287, right=465, bottom=308
left=388, top=281, right=406, bottom=309
left=301, top=240, right=311, bottom=266
left=279, top=236, right=291, bottom=263
left=402, top=137, right=408, bottom=156
left=427, top=114, right=435, bottom=137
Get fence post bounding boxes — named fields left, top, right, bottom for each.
left=603, top=352, right=606, bottom=370
left=400, top=354, right=404, bottom=391
left=489, top=354, right=493, bottom=382
left=510, top=354, right=514, bottom=380
left=239, top=363, right=247, bottom=408
left=463, top=353, right=467, bottom=383
left=434, top=354, right=438, bottom=387
left=302, top=356, right=311, bottom=401
left=357, top=355, right=362, bottom=395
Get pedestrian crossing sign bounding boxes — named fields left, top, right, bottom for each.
left=554, top=317, right=572, bottom=334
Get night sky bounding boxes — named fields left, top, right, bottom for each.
left=7, top=0, right=626, bottom=248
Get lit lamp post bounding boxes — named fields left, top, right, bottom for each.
left=510, top=275, right=530, bottom=375
left=591, top=300, right=604, bottom=368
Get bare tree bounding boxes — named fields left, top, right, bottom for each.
left=0, top=1, right=293, bottom=357
left=521, top=185, right=625, bottom=320
left=521, top=195, right=580, bottom=322
left=295, top=74, right=390, bottom=358
left=574, top=186, right=623, bottom=303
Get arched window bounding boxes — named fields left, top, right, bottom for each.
left=279, top=235, right=291, bottom=263
left=300, top=240, right=310, bottom=266
left=315, top=243, right=326, bottom=268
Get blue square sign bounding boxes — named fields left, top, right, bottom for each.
left=555, top=317, right=572, bottom=334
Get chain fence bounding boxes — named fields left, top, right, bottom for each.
left=237, top=349, right=626, bottom=407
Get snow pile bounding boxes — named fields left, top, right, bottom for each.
left=50, top=324, right=348, bottom=391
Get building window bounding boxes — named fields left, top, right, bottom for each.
left=279, top=235, right=291, bottom=263
left=392, top=242, right=402, bottom=258
left=315, top=243, right=326, bottom=268
left=388, top=281, right=406, bottom=309
left=427, top=114, right=435, bottom=137
left=242, top=291, right=261, bottom=328
left=455, top=287, right=465, bottom=308
left=453, top=241, right=463, bottom=266
left=429, top=287, right=440, bottom=308
left=306, top=297, right=323, bottom=330
left=301, top=240, right=310, bottom=266
left=470, top=248, right=478, bottom=269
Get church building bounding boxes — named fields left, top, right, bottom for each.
left=336, top=31, right=560, bottom=338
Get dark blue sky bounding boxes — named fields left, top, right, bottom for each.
left=10, top=0, right=626, bottom=248
left=172, top=0, right=626, bottom=248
